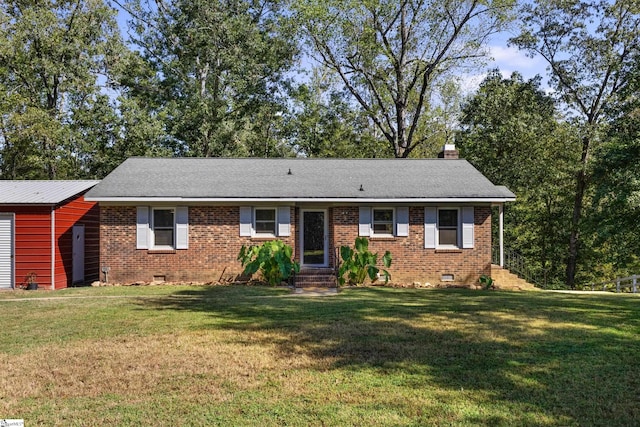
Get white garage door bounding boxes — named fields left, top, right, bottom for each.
left=0, top=213, right=14, bottom=289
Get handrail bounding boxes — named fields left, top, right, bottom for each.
left=492, top=246, right=547, bottom=288
left=493, top=246, right=638, bottom=292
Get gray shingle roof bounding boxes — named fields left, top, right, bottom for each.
left=85, top=158, right=515, bottom=202
left=0, top=180, right=100, bottom=204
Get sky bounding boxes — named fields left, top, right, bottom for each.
left=488, top=45, right=547, bottom=79
left=460, top=30, right=550, bottom=94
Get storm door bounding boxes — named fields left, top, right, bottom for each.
left=301, top=210, right=328, bottom=267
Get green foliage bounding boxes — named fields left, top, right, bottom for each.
left=510, top=0, right=638, bottom=118
left=237, top=241, right=300, bottom=286
left=284, top=68, right=391, bottom=158
left=0, top=0, right=124, bottom=179
left=293, top=0, right=516, bottom=157
left=458, top=70, right=577, bottom=288
left=122, top=0, right=298, bottom=157
left=587, top=64, right=640, bottom=277
left=479, top=275, right=494, bottom=290
left=409, top=78, right=466, bottom=159
left=510, top=0, right=640, bottom=287
left=458, top=70, right=561, bottom=186
left=338, top=237, right=392, bottom=286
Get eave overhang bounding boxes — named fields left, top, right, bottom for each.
left=85, top=196, right=516, bottom=204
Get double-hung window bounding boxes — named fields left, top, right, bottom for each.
left=372, top=208, right=394, bottom=237
left=359, top=206, right=409, bottom=237
left=254, top=208, right=277, bottom=236
left=152, top=208, right=175, bottom=249
left=137, top=206, right=188, bottom=250
left=437, top=208, right=459, bottom=247
left=239, top=206, right=291, bottom=238
left=425, top=207, right=473, bottom=249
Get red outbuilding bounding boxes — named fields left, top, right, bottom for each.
left=0, top=180, right=100, bottom=290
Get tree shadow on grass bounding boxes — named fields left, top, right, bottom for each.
left=138, top=286, right=640, bottom=426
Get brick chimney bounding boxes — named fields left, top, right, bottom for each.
left=438, top=144, right=459, bottom=159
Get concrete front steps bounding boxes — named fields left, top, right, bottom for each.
left=294, top=268, right=337, bottom=288
left=490, top=265, right=539, bottom=291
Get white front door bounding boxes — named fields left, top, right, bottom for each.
left=0, top=213, right=14, bottom=289
left=72, top=224, right=85, bottom=284
left=300, top=210, right=328, bottom=267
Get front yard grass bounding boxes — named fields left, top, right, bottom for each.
left=1, top=285, right=639, bottom=426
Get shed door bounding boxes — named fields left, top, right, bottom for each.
left=0, top=214, right=14, bottom=289
left=72, top=224, right=85, bottom=284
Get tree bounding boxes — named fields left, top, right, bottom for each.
left=589, top=62, right=640, bottom=276
left=119, top=0, right=298, bottom=157
left=459, top=71, right=561, bottom=184
left=410, top=77, right=468, bottom=158
left=293, top=0, right=515, bottom=158
left=0, top=0, right=123, bottom=179
left=71, top=94, right=174, bottom=179
left=510, top=0, right=640, bottom=287
left=457, top=70, right=577, bottom=287
left=285, top=67, right=391, bottom=158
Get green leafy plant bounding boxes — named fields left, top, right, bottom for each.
left=238, top=240, right=300, bottom=286
left=479, top=275, right=494, bottom=290
left=338, top=237, right=392, bottom=286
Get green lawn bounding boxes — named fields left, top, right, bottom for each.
left=1, top=285, right=639, bottom=426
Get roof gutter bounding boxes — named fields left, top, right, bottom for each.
left=0, top=203, right=58, bottom=207
left=85, top=196, right=516, bottom=203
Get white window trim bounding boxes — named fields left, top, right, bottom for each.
left=253, top=207, right=277, bottom=237
left=371, top=207, right=395, bottom=237
left=436, top=207, right=461, bottom=249
left=150, top=207, right=176, bottom=250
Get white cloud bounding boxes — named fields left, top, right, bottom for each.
left=458, top=73, right=489, bottom=94
left=455, top=45, right=553, bottom=95
left=487, top=45, right=547, bottom=78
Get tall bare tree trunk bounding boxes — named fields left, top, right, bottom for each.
left=566, top=135, right=590, bottom=288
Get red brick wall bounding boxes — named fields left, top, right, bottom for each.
left=331, top=206, right=491, bottom=285
left=100, top=206, right=295, bottom=283
left=101, top=204, right=490, bottom=285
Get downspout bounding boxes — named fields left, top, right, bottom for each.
left=499, top=204, right=504, bottom=268
left=51, top=207, right=55, bottom=290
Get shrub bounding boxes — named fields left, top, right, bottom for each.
left=479, top=275, right=494, bottom=290
left=338, top=237, right=392, bottom=286
left=238, top=240, right=300, bottom=286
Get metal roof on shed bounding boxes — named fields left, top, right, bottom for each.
left=0, top=180, right=100, bottom=204
left=85, top=158, right=515, bottom=203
